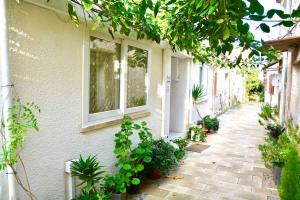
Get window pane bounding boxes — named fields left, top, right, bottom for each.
left=127, top=46, right=148, bottom=108
left=89, top=37, right=121, bottom=114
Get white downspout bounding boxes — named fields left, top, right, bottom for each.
left=0, top=1, right=16, bottom=200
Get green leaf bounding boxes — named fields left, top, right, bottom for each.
left=154, top=0, right=161, bottom=17
left=237, top=22, right=250, bottom=34
left=249, top=0, right=264, bottom=15
left=68, top=3, right=79, bottom=26
left=223, top=27, right=230, bottom=40
left=123, top=164, right=131, bottom=170
left=260, top=23, right=270, bottom=33
left=292, top=9, right=300, bottom=18
left=144, top=156, right=152, bottom=163
left=249, top=15, right=266, bottom=21
left=131, top=178, right=140, bottom=185
left=236, top=54, right=242, bottom=65
left=282, top=21, right=294, bottom=27
left=136, top=164, right=144, bottom=171
left=195, top=0, right=204, bottom=9
left=83, top=0, right=93, bottom=10
left=267, top=9, right=277, bottom=18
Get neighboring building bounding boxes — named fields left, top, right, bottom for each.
left=264, top=0, right=300, bottom=124
left=263, top=62, right=282, bottom=107
left=0, top=1, right=246, bottom=199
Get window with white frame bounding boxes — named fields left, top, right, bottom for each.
left=89, top=37, right=121, bottom=114
left=127, top=46, right=148, bottom=108
left=86, top=35, right=149, bottom=123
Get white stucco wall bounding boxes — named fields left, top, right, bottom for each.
left=7, top=1, right=163, bottom=199
left=190, top=64, right=214, bottom=123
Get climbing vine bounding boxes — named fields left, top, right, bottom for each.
left=0, top=99, right=40, bottom=200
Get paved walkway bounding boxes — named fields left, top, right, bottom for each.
left=128, top=104, right=279, bottom=200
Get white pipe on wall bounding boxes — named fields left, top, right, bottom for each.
left=0, top=1, right=16, bottom=200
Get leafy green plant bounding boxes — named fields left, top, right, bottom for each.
left=279, top=147, right=300, bottom=200
left=106, top=116, right=153, bottom=194
left=202, top=115, right=219, bottom=132
left=172, top=138, right=189, bottom=161
left=266, top=123, right=285, bottom=140
left=258, top=103, right=278, bottom=126
left=63, top=0, right=298, bottom=68
left=192, top=126, right=206, bottom=142
left=0, top=99, right=40, bottom=200
left=71, top=155, right=106, bottom=196
left=192, top=84, right=206, bottom=120
left=246, top=69, right=264, bottom=101
left=145, top=139, right=178, bottom=174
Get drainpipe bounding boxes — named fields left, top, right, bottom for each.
left=279, top=52, right=288, bottom=124
left=0, top=1, right=16, bottom=200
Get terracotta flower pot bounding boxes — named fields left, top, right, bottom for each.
left=147, top=168, right=162, bottom=180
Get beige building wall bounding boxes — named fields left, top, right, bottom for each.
left=6, top=1, right=164, bottom=199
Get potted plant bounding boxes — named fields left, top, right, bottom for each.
left=201, top=115, right=220, bottom=133
left=144, top=139, right=178, bottom=179
left=71, top=155, right=111, bottom=200
left=192, top=84, right=206, bottom=128
left=191, top=126, right=206, bottom=144
left=171, top=138, right=189, bottom=161
left=107, top=116, right=153, bottom=197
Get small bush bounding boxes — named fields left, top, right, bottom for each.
left=279, top=147, right=300, bottom=200
left=202, top=115, right=219, bottom=132
left=145, top=139, right=178, bottom=174
left=266, top=123, right=285, bottom=140
left=172, top=138, right=189, bottom=160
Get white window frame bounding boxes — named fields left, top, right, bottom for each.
left=82, top=31, right=151, bottom=126
left=123, top=40, right=151, bottom=114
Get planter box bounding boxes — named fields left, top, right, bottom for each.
left=272, top=167, right=282, bottom=184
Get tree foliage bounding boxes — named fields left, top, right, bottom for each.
left=64, top=0, right=300, bottom=67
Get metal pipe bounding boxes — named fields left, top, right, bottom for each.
left=0, top=1, right=16, bottom=200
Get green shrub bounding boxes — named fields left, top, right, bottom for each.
left=266, top=123, right=285, bottom=140
left=71, top=155, right=110, bottom=199
left=192, top=126, right=207, bottom=142
left=258, top=91, right=265, bottom=102
left=145, top=139, right=178, bottom=174
left=107, top=116, right=153, bottom=193
left=202, top=115, right=219, bottom=132
left=258, top=103, right=278, bottom=126
left=172, top=138, right=189, bottom=161
left=279, top=147, right=300, bottom=200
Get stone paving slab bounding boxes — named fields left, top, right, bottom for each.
left=128, top=104, right=279, bottom=200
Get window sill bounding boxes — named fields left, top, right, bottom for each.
left=80, top=111, right=151, bottom=133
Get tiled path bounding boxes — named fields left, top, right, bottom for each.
left=128, top=104, right=279, bottom=200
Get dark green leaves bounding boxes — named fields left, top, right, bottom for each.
left=237, top=22, right=250, bottom=34
left=249, top=0, right=264, bottom=15
left=260, top=23, right=270, bottom=33
left=249, top=14, right=266, bottom=21
left=291, top=9, right=300, bottom=18
left=154, top=0, right=161, bottom=17
left=68, top=2, right=79, bottom=26
left=131, top=178, right=140, bottom=185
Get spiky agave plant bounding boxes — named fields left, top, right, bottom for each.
left=192, top=84, right=206, bottom=120
left=71, top=155, right=106, bottom=195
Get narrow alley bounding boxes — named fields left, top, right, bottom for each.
left=129, top=104, right=279, bottom=200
